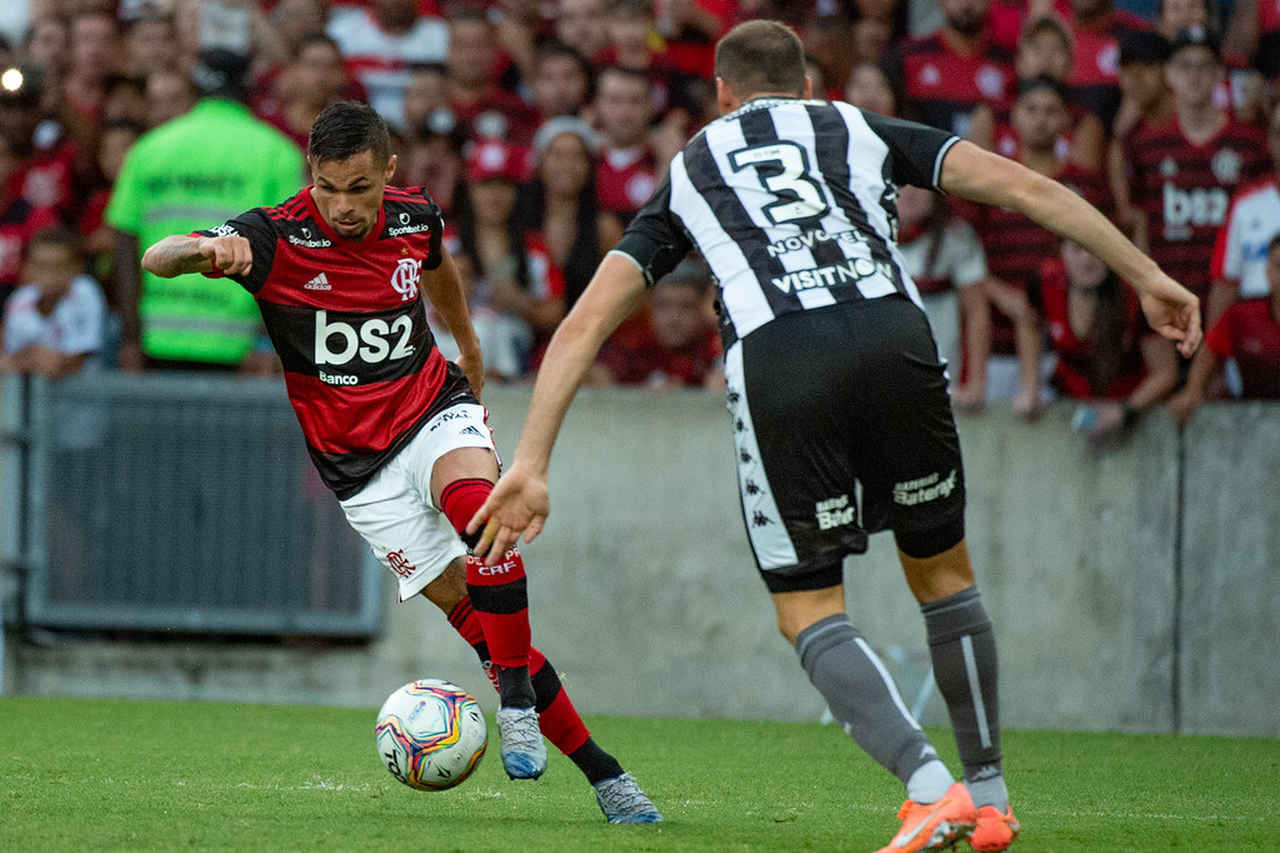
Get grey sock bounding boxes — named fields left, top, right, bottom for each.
left=921, top=586, right=1006, bottom=810
left=796, top=614, right=941, bottom=787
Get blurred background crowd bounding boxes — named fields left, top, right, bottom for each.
left=0, top=0, right=1278, bottom=438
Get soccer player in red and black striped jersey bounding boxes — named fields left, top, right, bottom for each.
left=139, top=101, right=661, bottom=824
left=1125, top=28, right=1270, bottom=313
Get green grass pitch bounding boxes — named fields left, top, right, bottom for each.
left=1, top=697, right=1276, bottom=851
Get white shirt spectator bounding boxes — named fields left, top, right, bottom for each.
left=898, top=219, right=987, bottom=373
left=1213, top=178, right=1280, bottom=298
left=326, top=4, right=449, bottom=130
left=4, top=275, right=106, bottom=361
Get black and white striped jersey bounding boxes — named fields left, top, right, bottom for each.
left=612, top=97, right=960, bottom=347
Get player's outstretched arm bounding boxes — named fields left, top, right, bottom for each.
left=422, top=246, right=485, bottom=399
left=467, top=252, right=648, bottom=563
left=141, top=234, right=253, bottom=279
left=938, top=140, right=1203, bottom=357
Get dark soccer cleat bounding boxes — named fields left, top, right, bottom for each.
left=594, top=772, right=663, bottom=824
left=495, top=706, right=547, bottom=780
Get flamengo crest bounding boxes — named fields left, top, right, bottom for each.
left=391, top=257, right=421, bottom=301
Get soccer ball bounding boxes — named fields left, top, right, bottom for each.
left=375, top=679, right=487, bottom=790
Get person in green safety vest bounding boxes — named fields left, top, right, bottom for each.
left=107, top=48, right=304, bottom=371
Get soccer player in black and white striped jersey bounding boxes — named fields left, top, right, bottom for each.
left=469, top=20, right=1202, bottom=853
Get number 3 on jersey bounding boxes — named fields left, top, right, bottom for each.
left=729, top=141, right=830, bottom=226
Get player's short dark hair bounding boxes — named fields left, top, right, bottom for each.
left=714, top=20, right=807, bottom=98
left=308, top=101, right=390, bottom=166
left=29, top=225, right=82, bottom=258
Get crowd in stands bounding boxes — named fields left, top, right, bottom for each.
left=0, top=0, right=1277, bottom=428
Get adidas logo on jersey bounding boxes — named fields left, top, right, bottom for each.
left=460, top=425, right=484, bottom=438
left=304, top=272, right=332, bottom=291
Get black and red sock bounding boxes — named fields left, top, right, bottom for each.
left=447, top=597, right=624, bottom=784
left=441, top=478, right=534, bottom=707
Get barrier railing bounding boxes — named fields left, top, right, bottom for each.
left=7, top=372, right=383, bottom=637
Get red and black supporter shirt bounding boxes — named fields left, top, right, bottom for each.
left=888, top=32, right=1015, bottom=137
left=195, top=185, right=450, bottom=498
left=1065, top=10, right=1150, bottom=128
left=1126, top=117, right=1270, bottom=304
left=1204, top=298, right=1280, bottom=398
left=1040, top=258, right=1151, bottom=400
left=974, top=157, right=1110, bottom=351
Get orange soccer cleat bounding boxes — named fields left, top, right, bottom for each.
left=875, top=782, right=979, bottom=852
left=967, top=804, right=1020, bottom=851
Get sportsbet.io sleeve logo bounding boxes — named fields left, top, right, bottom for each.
left=390, top=257, right=421, bottom=301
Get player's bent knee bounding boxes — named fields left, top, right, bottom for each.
left=771, top=581, right=846, bottom=646
left=421, top=556, right=469, bottom=613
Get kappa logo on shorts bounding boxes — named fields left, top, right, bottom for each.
left=893, top=470, right=958, bottom=506
left=751, top=511, right=773, bottom=527
left=387, top=549, right=417, bottom=578
left=815, top=494, right=855, bottom=530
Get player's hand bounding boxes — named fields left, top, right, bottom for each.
left=198, top=235, right=253, bottom=276
left=1137, top=275, right=1202, bottom=358
left=465, top=463, right=549, bottom=565
left=456, top=349, right=484, bottom=402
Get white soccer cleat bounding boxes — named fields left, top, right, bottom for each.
left=594, top=772, right=663, bottom=824
left=495, top=706, right=547, bottom=780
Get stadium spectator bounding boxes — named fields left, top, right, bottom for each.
left=257, top=34, right=349, bottom=151
left=1223, top=0, right=1280, bottom=81
left=425, top=249, right=528, bottom=382
left=1041, top=240, right=1179, bottom=441
left=80, top=117, right=144, bottom=269
left=655, top=0, right=733, bottom=78
left=145, top=68, right=196, bottom=127
left=1169, top=233, right=1280, bottom=418
left=326, top=0, right=448, bottom=130
left=600, top=0, right=687, bottom=115
left=1124, top=27, right=1269, bottom=314
left=400, top=108, right=467, bottom=217
left=23, top=16, right=68, bottom=80
left=557, top=0, right=612, bottom=63
left=803, top=15, right=855, bottom=97
left=895, top=184, right=989, bottom=408
left=590, top=258, right=722, bottom=388
left=0, top=226, right=106, bottom=381
left=1154, top=0, right=1212, bottom=40
left=1106, top=31, right=1172, bottom=242
left=843, top=61, right=898, bottom=116
left=973, top=75, right=1110, bottom=415
left=1060, top=0, right=1150, bottom=129
left=595, top=66, right=659, bottom=220
left=528, top=117, right=616, bottom=308
left=401, top=65, right=448, bottom=141
left=887, top=0, right=1015, bottom=137
left=62, top=11, right=120, bottom=143
left=269, top=0, right=330, bottom=60
left=970, top=15, right=1105, bottom=171
left=1, top=65, right=78, bottom=223
left=851, top=4, right=895, bottom=64
left=106, top=49, right=304, bottom=372
left=0, top=129, right=58, bottom=310
left=449, top=140, right=566, bottom=367
left=1210, top=100, right=1280, bottom=309
left=446, top=7, right=539, bottom=145
left=530, top=40, right=594, bottom=123
left=101, top=74, right=147, bottom=125
left=123, top=12, right=178, bottom=79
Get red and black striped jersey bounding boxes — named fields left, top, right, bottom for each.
left=975, top=159, right=1109, bottom=352
left=195, top=185, right=451, bottom=498
left=1064, top=10, right=1149, bottom=128
left=888, top=33, right=1014, bottom=137
left=1125, top=117, right=1270, bottom=303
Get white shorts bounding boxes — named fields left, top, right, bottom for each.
left=339, top=403, right=497, bottom=602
